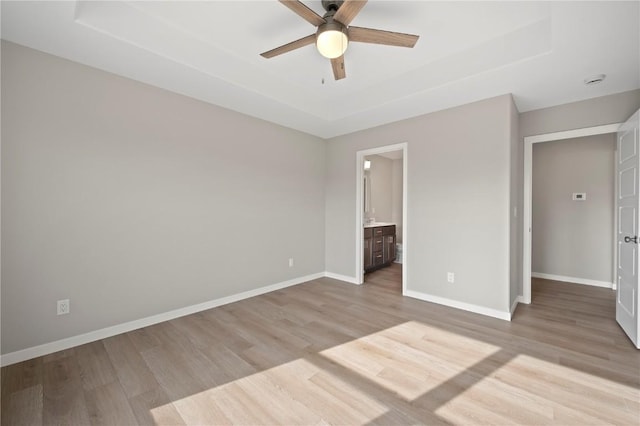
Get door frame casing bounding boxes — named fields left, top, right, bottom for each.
left=522, top=123, right=622, bottom=304
left=615, top=110, right=640, bottom=348
left=355, top=143, right=408, bottom=294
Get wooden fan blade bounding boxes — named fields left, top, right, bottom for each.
left=348, top=26, right=419, bottom=48
left=333, top=0, right=368, bottom=26
left=331, top=55, right=346, bottom=80
left=260, top=34, right=316, bottom=58
left=279, top=0, right=325, bottom=26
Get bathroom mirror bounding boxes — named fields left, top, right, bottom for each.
left=363, top=153, right=403, bottom=230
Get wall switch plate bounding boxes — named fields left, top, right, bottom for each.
left=288, top=258, right=294, bottom=268
left=57, top=299, right=70, bottom=315
left=447, top=272, right=455, bottom=283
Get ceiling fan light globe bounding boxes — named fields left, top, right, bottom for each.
left=316, top=26, right=348, bottom=59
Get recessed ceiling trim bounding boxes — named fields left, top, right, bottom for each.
left=1, top=1, right=638, bottom=139
left=329, top=19, right=553, bottom=122
left=74, top=0, right=331, bottom=120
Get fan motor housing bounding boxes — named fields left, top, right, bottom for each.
left=322, top=0, right=344, bottom=13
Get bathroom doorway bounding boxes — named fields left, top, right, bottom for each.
left=355, top=143, right=407, bottom=294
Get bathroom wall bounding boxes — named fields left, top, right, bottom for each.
left=364, top=155, right=392, bottom=222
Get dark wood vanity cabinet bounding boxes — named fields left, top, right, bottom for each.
left=383, top=233, right=396, bottom=263
left=363, top=227, right=373, bottom=271
left=364, top=225, right=396, bottom=273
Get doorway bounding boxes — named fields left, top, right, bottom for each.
left=522, top=123, right=622, bottom=303
left=356, top=143, right=407, bottom=294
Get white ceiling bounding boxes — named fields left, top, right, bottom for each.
left=2, top=1, right=639, bottom=138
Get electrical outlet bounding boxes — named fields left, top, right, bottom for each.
left=57, top=299, right=70, bottom=315
left=289, top=258, right=294, bottom=268
left=447, top=272, right=455, bottom=283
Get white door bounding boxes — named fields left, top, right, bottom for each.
left=617, top=110, right=640, bottom=348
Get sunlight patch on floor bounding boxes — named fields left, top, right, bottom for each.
left=498, top=353, right=640, bottom=407
left=148, top=320, right=640, bottom=425
left=435, top=353, right=640, bottom=425
left=150, top=357, right=390, bottom=424
left=433, top=352, right=556, bottom=425
left=319, top=320, right=501, bottom=401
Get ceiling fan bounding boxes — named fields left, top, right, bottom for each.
left=260, top=0, right=419, bottom=80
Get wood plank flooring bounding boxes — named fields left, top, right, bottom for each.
left=2, top=268, right=639, bottom=425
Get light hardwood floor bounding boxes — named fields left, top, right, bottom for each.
left=2, top=269, right=639, bottom=425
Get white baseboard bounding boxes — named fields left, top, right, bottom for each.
left=323, top=272, right=360, bottom=285
left=404, top=290, right=511, bottom=321
left=532, top=272, right=614, bottom=289
left=0, top=272, right=324, bottom=367
left=510, top=296, right=524, bottom=316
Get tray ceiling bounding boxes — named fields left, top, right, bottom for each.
left=2, top=1, right=639, bottom=138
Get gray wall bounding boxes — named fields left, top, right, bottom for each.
left=532, top=134, right=615, bottom=283
left=520, top=90, right=640, bottom=138
left=391, top=159, right=403, bottom=244
left=5, top=41, right=636, bottom=356
left=1, top=41, right=326, bottom=354
left=364, top=155, right=392, bottom=223
left=518, top=89, right=640, bottom=296
left=326, top=95, right=515, bottom=313
left=509, top=97, right=520, bottom=308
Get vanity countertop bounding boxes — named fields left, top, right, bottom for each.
left=364, top=222, right=395, bottom=228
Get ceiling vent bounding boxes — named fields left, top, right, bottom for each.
left=584, top=74, right=606, bottom=85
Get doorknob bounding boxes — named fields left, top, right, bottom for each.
left=624, top=236, right=638, bottom=244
